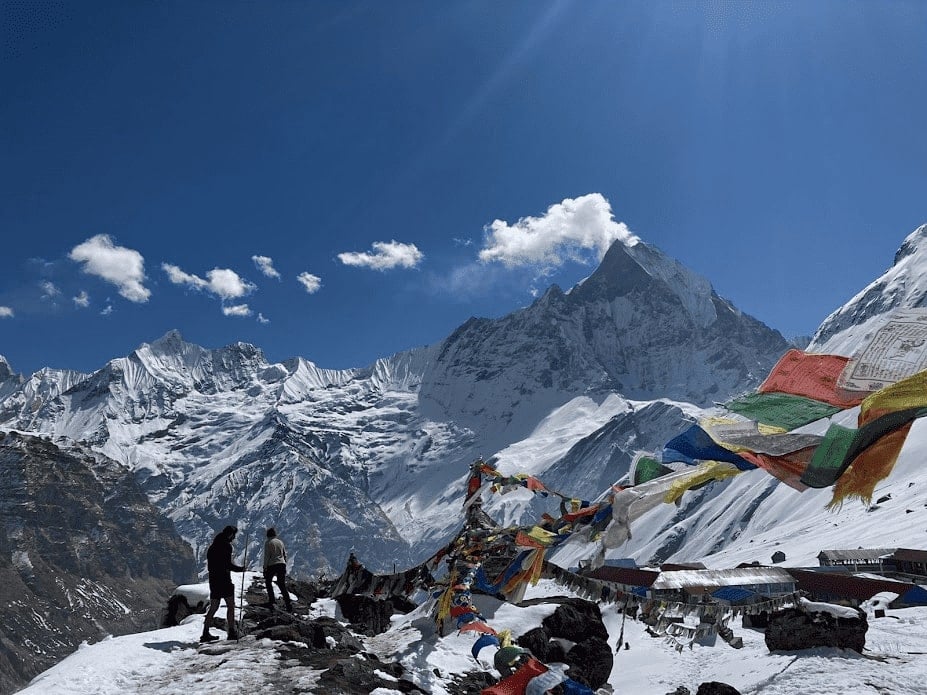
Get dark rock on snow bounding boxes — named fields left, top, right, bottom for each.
left=446, top=669, right=497, bottom=694
left=517, top=626, right=553, bottom=660
left=335, top=593, right=414, bottom=635
left=541, top=597, right=610, bottom=642
left=667, top=683, right=742, bottom=695
left=507, top=598, right=612, bottom=690
left=765, top=604, right=867, bottom=653
left=564, top=635, right=613, bottom=689
left=697, top=682, right=742, bottom=695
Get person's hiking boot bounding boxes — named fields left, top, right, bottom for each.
left=199, top=632, right=219, bottom=643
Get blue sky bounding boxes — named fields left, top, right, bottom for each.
left=2, top=1, right=926, bottom=376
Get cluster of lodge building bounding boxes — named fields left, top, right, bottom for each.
left=579, top=548, right=927, bottom=611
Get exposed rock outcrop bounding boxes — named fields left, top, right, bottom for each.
left=0, top=431, right=196, bottom=695
left=335, top=594, right=416, bottom=636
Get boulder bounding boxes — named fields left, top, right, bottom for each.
left=564, top=636, right=613, bottom=690
left=516, top=626, right=551, bottom=661
left=335, top=594, right=396, bottom=635
left=253, top=612, right=363, bottom=652
left=742, top=611, right=768, bottom=629
left=541, top=598, right=609, bottom=642
left=318, top=653, right=425, bottom=694
left=162, top=593, right=195, bottom=627
left=696, top=682, right=742, bottom=695
left=447, top=669, right=497, bottom=694
left=765, top=604, right=867, bottom=653
left=286, top=578, right=321, bottom=605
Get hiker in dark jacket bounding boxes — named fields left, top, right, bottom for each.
left=201, top=525, right=247, bottom=642
left=262, top=527, right=293, bottom=611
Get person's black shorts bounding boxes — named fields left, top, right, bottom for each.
left=209, top=579, right=234, bottom=600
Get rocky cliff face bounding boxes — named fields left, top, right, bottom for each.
left=0, top=431, right=196, bottom=694
left=418, top=240, right=790, bottom=451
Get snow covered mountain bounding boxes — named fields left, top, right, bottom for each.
left=5, top=224, right=927, bottom=695
left=810, top=223, right=927, bottom=354
left=5, top=222, right=927, bottom=595
left=549, top=223, right=927, bottom=570
left=0, top=234, right=789, bottom=581
left=419, top=238, right=787, bottom=452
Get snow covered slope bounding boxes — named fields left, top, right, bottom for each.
left=810, top=223, right=927, bottom=355
left=16, top=577, right=927, bottom=695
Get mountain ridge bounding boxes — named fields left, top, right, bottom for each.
left=4, top=225, right=927, bottom=694
left=0, top=234, right=791, bottom=581
left=6, top=225, right=927, bottom=578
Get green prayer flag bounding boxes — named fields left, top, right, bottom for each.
left=725, top=392, right=841, bottom=431
left=801, top=424, right=856, bottom=488
left=800, top=406, right=927, bottom=488
left=631, top=455, right=673, bottom=485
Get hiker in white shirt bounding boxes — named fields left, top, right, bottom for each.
left=263, top=527, right=293, bottom=611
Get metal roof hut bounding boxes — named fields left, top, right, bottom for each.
left=660, top=561, right=707, bottom=571
left=817, top=548, right=895, bottom=573
left=583, top=566, right=660, bottom=598
left=887, top=548, right=927, bottom=579
left=788, top=568, right=927, bottom=608
left=651, top=567, right=797, bottom=605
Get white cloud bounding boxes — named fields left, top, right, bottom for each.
left=296, top=272, right=322, bottom=294
left=162, top=263, right=208, bottom=290
left=478, top=193, right=638, bottom=268
left=257, top=312, right=270, bottom=324
left=68, top=234, right=151, bottom=302
left=337, top=240, right=423, bottom=271
left=73, top=291, right=90, bottom=308
left=100, top=305, right=113, bottom=316
left=0, top=306, right=13, bottom=318
left=252, top=255, right=280, bottom=279
left=162, top=264, right=256, bottom=300
left=40, top=281, right=60, bottom=298
left=206, top=268, right=255, bottom=299
left=222, top=304, right=251, bottom=317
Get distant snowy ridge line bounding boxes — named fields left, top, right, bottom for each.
left=4, top=226, right=927, bottom=581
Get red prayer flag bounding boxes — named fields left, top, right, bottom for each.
left=758, top=349, right=864, bottom=408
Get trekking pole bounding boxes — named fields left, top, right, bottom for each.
left=238, top=531, right=249, bottom=637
